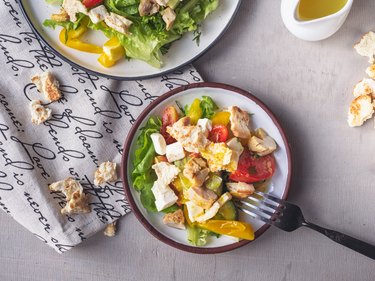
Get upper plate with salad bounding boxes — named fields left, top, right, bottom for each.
left=19, top=0, right=241, bottom=79
left=122, top=83, right=292, bottom=253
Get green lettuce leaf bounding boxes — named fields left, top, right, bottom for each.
left=187, top=225, right=219, bottom=246
left=43, top=13, right=87, bottom=32
left=131, top=116, right=161, bottom=212
left=200, top=96, right=218, bottom=119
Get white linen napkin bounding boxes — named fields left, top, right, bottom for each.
left=0, top=1, right=202, bottom=253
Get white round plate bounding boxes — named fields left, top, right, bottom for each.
left=122, top=82, right=292, bottom=253
left=19, top=0, right=242, bottom=80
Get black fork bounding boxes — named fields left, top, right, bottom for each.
left=235, top=191, right=375, bottom=260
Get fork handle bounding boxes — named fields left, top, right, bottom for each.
left=303, top=222, right=375, bottom=260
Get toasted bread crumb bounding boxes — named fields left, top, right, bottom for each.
left=104, top=221, right=117, bottom=237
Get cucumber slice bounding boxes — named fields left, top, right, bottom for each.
left=216, top=200, right=238, bottom=221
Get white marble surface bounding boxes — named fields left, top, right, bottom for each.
left=1, top=0, right=375, bottom=280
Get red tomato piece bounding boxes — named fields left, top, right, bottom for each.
left=208, top=125, right=229, bottom=143
left=229, top=150, right=276, bottom=183
left=82, top=0, right=104, bottom=8
left=161, top=106, right=179, bottom=144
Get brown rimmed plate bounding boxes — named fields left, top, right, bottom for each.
left=121, top=82, right=292, bottom=254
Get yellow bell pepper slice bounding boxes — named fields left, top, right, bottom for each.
left=98, top=53, right=116, bottom=68
left=197, top=220, right=255, bottom=240
left=59, top=28, right=103, bottom=54
left=186, top=98, right=202, bottom=125
left=211, top=111, right=231, bottom=126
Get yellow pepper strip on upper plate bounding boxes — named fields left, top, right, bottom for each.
left=197, top=220, right=255, bottom=240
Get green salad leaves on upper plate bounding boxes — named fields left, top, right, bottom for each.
left=43, top=0, right=219, bottom=67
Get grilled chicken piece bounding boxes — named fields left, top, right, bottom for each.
left=161, top=7, right=176, bottom=30
left=187, top=186, right=218, bottom=210
left=226, top=182, right=255, bottom=199
left=163, top=209, right=186, bottom=229
left=139, top=0, right=160, bottom=16
left=183, top=158, right=209, bottom=187
left=229, top=106, right=251, bottom=138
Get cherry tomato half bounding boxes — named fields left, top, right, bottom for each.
left=229, top=150, right=276, bottom=183
left=82, top=0, right=104, bottom=8
left=161, top=106, right=179, bottom=144
left=208, top=125, right=229, bottom=143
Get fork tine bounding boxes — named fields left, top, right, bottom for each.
left=254, top=191, right=284, bottom=205
left=243, top=197, right=276, bottom=217
left=234, top=201, right=271, bottom=224
left=246, top=195, right=279, bottom=210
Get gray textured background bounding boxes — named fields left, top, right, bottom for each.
left=1, top=0, right=374, bottom=280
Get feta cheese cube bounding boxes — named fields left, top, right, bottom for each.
left=151, top=181, right=178, bottom=211
left=197, top=118, right=212, bottom=137
left=226, top=137, right=244, bottom=154
left=152, top=162, right=180, bottom=186
left=150, top=133, right=167, bottom=155
left=88, top=5, right=109, bottom=24
left=166, top=142, right=185, bottom=162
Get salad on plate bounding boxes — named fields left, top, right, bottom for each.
left=43, top=0, right=219, bottom=68
left=131, top=96, right=278, bottom=246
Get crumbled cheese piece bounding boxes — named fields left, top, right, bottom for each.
left=347, top=94, right=374, bottom=127
left=94, top=162, right=118, bottom=186
left=353, top=78, right=375, bottom=98
left=49, top=177, right=90, bottom=215
left=163, top=209, right=185, bottom=229
left=88, top=5, right=109, bottom=24
left=62, top=0, right=88, bottom=22
left=354, top=31, right=375, bottom=64
left=104, top=12, right=133, bottom=35
left=226, top=182, right=255, bottom=198
left=167, top=117, right=209, bottom=153
left=31, top=71, right=61, bottom=102
left=229, top=106, right=251, bottom=138
left=200, top=142, right=234, bottom=172
left=104, top=221, right=117, bottom=237
left=152, top=161, right=180, bottom=185
left=366, top=65, right=375, bottom=79
left=160, top=7, right=176, bottom=31
left=30, top=100, right=52, bottom=125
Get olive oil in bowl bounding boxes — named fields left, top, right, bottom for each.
left=297, top=0, right=348, bottom=21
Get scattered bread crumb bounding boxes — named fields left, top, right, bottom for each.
left=354, top=31, right=375, bottom=64
left=51, top=8, right=70, bottom=22
left=31, top=71, right=61, bottom=102
left=30, top=100, right=52, bottom=125
left=366, top=65, right=375, bottom=79
left=104, top=221, right=117, bottom=237
left=94, top=162, right=118, bottom=185
left=49, top=177, right=90, bottom=215
left=353, top=78, right=375, bottom=98
left=347, top=94, right=374, bottom=127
